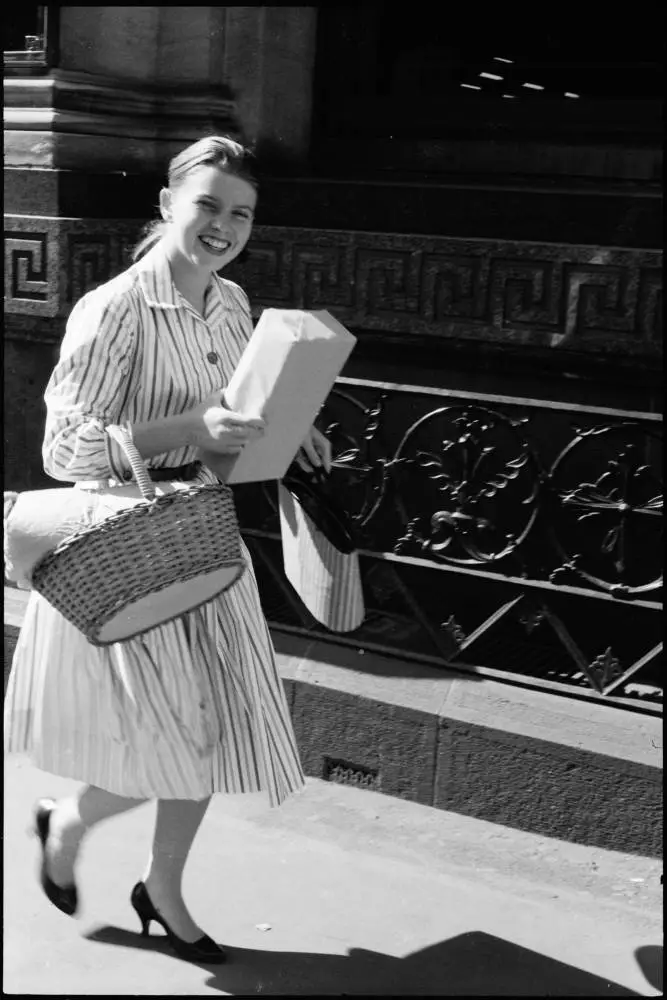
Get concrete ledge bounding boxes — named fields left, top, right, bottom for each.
left=273, top=631, right=663, bottom=858
left=4, top=587, right=663, bottom=857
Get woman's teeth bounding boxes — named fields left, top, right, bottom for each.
left=199, top=236, right=231, bottom=254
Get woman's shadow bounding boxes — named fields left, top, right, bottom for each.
left=85, top=924, right=650, bottom=996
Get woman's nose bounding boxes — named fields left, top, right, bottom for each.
left=211, top=215, right=235, bottom=233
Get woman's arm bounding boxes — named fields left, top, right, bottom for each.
left=131, top=412, right=193, bottom=460
left=132, top=399, right=264, bottom=461
left=44, top=288, right=265, bottom=481
left=43, top=292, right=138, bottom=481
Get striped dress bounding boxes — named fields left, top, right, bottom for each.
left=4, top=243, right=305, bottom=807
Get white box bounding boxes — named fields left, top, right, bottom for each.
left=222, top=309, right=356, bottom=484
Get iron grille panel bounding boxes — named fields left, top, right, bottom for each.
left=237, top=376, right=662, bottom=714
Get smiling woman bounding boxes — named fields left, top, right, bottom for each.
left=195, top=190, right=255, bottom=259
left=132, top=136, right=258, bottom=266
left=159, top=169, right=257, bottom=313
left=4, top=132, right=314, bottom=964
left=131, top=136, right=258, bottom=315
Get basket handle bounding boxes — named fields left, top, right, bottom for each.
left=106, top=424, right=156, bottom=501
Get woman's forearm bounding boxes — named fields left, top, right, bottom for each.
left=130, top=391, right=264, bottom=465
left=131, top=412, right=194, bottom=460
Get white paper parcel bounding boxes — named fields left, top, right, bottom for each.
left=222, top=309, right=356, bottom=484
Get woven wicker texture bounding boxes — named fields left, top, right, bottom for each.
left=30, top=426, right=245, bottom=645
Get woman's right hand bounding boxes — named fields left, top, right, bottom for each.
left=184, top=391, right=265, bottom=454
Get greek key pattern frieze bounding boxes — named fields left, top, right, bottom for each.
left=4, top=217, right=140, bottom=319
left=4, top=217, right=662, bottom=355
left=4, top=229, right=54, bottom=315
left=226, top=228, right=662, bottom=354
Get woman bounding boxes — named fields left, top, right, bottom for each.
left=4, top=135, right=331, bottom=964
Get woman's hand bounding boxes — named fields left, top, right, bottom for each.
left=297, top=425, right=332, bottom=474
left=132, top=392, right=265, bottom=464
left=185, top=391, right=266, bottom=455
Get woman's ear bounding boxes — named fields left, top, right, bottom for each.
left=159, top=187, right=173, bottom=222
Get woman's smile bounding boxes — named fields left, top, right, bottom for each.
left=198, top=234, right=233, bottom=256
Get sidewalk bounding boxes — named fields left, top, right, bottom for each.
left=4, top=755, right=662, bottom=996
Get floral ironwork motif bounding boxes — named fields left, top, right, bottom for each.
left=588, top=647, right=624, bottom=690
left=320, top=390, right=391, bottom=531
left=442, top=615, right=466, bottom=647
left=559, top=445, right=662, bottom=575
left=549, top=426, right=663, bottom=594
left=390, top=405, right=542, bottom=565
left=319, top=386, right=662, bottom=598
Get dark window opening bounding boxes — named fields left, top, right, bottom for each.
left=4, top=6, right=57, bottom=70
left=372, top=14, right=663, bottom=102
left=4, top=6, right=44, bottom=51
left=314, top=6, right=663, bottom=141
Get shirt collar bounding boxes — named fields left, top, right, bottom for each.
left=135, top=242, right=181, bottom=309
left=134, top=241, right=231, bottom=324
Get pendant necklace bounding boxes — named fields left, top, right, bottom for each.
left=202, top=289, right=219, bottom=366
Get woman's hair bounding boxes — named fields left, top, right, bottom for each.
left=132, top=135, right=257, bottom=263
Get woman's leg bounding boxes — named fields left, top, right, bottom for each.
left=46, top=786, right=146, bottom=887
left=142, top=797, right=211, bottom=942
left=45, top=790, right=212, bottom=941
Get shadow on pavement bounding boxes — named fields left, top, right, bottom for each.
left=635, top=945, right=663, bottom=994
left=85, top=925, right=642, bottom=996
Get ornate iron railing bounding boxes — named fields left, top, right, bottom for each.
left=235, top=376, right=662, bottom=713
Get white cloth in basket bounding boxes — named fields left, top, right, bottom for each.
left=3, top=480, right=193, bottom=590
left=4, top=489, right=99, bottom=589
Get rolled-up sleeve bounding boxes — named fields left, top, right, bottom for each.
left=43, top=289, right=137, bottom=482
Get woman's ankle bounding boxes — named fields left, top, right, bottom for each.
left=49, top=798, right=86, bottom=849
left=143, top=869, right=184, bottom=898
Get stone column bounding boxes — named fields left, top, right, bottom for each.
left=5, top=6, right=319, bottom=174
left=5, top=6, right=238, bottom=175
left=221, top=6, right=318, bottom=166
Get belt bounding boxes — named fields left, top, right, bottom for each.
left=122, top=461, right=203, bottom=483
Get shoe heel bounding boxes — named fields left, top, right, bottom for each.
left=131, top=882, right=154, bottom=938
left=128, top=882, right=226, bottom=963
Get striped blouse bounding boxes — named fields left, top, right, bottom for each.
left=41, top=241, right=363, bottom=634
left=43, top=243, right=253, bottom=484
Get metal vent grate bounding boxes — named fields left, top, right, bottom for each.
left=323, top=757, right=379, bottom=790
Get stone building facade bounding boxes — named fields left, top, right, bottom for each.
left=4, top=7, right=662, bottom=853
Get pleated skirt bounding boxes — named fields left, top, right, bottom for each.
left=4, top=540, right=305, bottom=807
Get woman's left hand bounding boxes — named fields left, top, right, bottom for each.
left=298, top=425, right=332, bottom=474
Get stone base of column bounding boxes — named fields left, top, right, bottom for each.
left=4, top=69, right=241, bottom=174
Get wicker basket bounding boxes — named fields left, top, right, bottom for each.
left=31, top=425, right=246, bottom=646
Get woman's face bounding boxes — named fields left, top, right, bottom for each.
left=160, top=165, right=257, bottom=273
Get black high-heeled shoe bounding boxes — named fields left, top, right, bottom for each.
left=130, top=881, right=227, bottom=964
left=34, top=799, right=78, bottom=917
